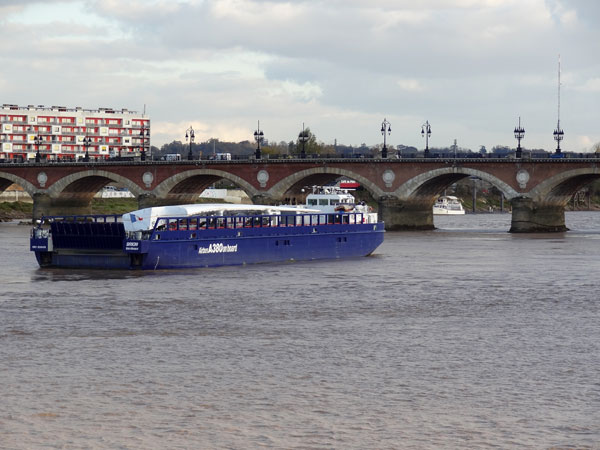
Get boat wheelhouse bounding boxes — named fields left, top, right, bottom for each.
left=303, top=186, right=370, bottom=214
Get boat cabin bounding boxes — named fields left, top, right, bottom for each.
left=305, top=186, right=356, bottom=213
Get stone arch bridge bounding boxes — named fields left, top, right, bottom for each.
left=1, top=158, right=599, bottom=232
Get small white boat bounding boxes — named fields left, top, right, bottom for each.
left=433, top=195, right=465, bottom=215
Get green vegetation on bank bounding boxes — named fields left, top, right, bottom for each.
left=0, top=201, right=33, bottom=220
left=90, top=198, right=138, bottom=215
left=90, top=197, right=228, bottom=215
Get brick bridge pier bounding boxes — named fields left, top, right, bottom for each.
left=1, top=158, right=598, bottom=232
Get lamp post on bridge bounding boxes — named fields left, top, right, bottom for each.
left=34, top=134, right=43, bottom=163
left=514, top=117, right=525, bottom=159
left=553, top=122, right=564, bottom=155
left=381, top=118, right=391, bottom=159
left=83, top=135, right=92, bottom=162
left=185, top=126, right=195, bottom=161
left=421, top=120, right=431, bottom=158
left=254, top=121, right=264, bottom=160
left=140, top=126, right=149, bottom=161
left=298, top=123, right=309, bottom=159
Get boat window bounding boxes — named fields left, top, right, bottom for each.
left=330, top=200, right=339, bottom=205
left=319, top=199, right=328, bottom=206
left=189, top=218, right=198, bottom=230
left=308, top=199, right=317, bottom=206
left=168, top=219, right=178, bottom=230
left=178, top=219, right=188, bottom=230
left=156, top=219, right=167, bottom=231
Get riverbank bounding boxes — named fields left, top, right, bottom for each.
left=0, top=198, right=233, bottom=221
left=0, top=202, right=32, bottom=221
left=0, top=200, right=140, bottom=222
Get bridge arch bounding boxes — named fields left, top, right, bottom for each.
left=0, top=171, right=39, bottom=197
left=395, top=166, right=520, bottom=201
left=47, top=169, right=146, bottom=199
left=268, top=167, right=385, bottom=200
left=527, top=168, right=600, bottom=204
left=152, top=169, right=259, bottom=203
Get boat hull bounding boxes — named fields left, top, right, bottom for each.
left=432, top=207, right=465, bottom=215
left=32, top=222, right=385, bottom=270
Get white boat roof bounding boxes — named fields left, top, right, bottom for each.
left=122, top=203, right=320, bottom=232
left=438, top=195, right=459, bottom=200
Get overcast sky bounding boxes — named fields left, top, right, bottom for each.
left=1, top=0, right=599, bottom=152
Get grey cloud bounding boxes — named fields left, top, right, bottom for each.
left=1, top=0, right=599, bottom=150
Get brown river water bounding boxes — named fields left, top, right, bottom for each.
left=1, top=212, right=599, bottom=449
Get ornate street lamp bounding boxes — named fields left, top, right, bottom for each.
left=83, top=135, right=92, bottom=162
left=34, top=134, right=43, bottom=163
left=421, top=120, right=431, bottom=157
left=185, top=126, right=195, bottom=160
left=298, top=123, right=309, bottom=159
left=514, top=117, right=525, bottom=159
left=553, top=122, right=564, bottom=155
left=140, top=126, right=149, bottom=161
left=254, top=121, right=264, bottom=159
left=381, top=118, right=391, bottom=158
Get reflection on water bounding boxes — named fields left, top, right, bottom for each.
left=1, top=213, right=599, bottom=449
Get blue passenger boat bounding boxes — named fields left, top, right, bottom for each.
left=30, top=202, right=384, bottom=270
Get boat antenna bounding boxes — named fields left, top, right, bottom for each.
left=553, top=54, right=564, bottom=154
left=557, top=55, right=561, bottom=131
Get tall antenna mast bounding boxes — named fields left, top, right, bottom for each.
left=553, top=54, right=564, bottom=155
left=557, top=55, right=560, bottom=127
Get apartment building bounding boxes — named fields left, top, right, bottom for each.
left=0, top=104, right=150, bottom=161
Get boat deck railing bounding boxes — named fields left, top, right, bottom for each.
left=35, top=214, right=122, bottom=226
left=127, top=211, right=376, bottom=240
left=159, top=212, right=368, bottom=230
